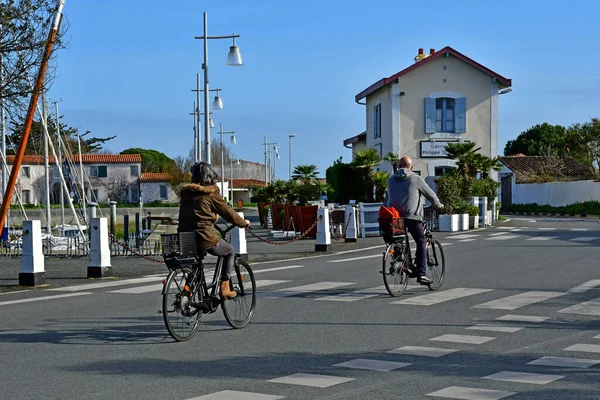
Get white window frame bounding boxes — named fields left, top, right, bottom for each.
left=89, top=166, right=99, bottom=177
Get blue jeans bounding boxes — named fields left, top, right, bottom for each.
left=404, top=219, right=427, bottom=277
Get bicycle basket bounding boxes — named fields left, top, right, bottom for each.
left=161, top=232, right=198, bottom=257
left=378, top=217, right=405, bottom=236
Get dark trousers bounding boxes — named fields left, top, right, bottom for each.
left=206, top=238, right=236, bottom=281
left=404, top=219, right=427, bottom=277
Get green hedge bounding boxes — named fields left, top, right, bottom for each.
left=503, top=201, right=600, bottom=215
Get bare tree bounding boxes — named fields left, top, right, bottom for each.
left=210, top=139, right=235, bottom=166
left=166, top=155, right=191, bottom=199
left=105, top=170, right=131, bottom=203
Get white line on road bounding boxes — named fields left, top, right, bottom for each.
left=333, top=358, right=411, bottom=371
left=466, top=324, right=523, bottom=333
left=109, top=284, right=164, bottom=294
left=496, top=314, right=548, bottom=323
left=387, top=346, right=457, bottom=358
left=485, top=235, right=520, bottom=241
left=564, top=344, right=600, bottom=354
left=328, top=254, right=382, bottom=263
left=48, top=276, right=162, bottom=292
left=528, top=356, right=600, bottom=368
left=268, top=373, right=354, bottom=388
left=482, top=371, right=564, bottom=385
left=187, top=391, right=285, bottom=400
left=426, top=386, right=516, bottom=400
left=571, top=228, right=589, bottom=231
left=430, top=334, right=495, bottom=345
left=473, top=291, right=566, bottom=310
left=0, top=292, right=92, bottom=306
left=557, top=298, right=600, bottom=316
left=489, top=232, right=508, bottom=236
left=447, top=234, right=480, bottom=239
left=316, top=285, right=388, bottom=302
left=458, top=239, right=476, bottom=242
left=526, top=236, right=558, bottom=241
left=259, top=282, right=354, bottom=299
left=570, top=237, right=600, bottom=242
left=567, top=280, right=600, bottom=293
left=253, top=265, right=306, bottom=274
left=392, top=288, right=492, bottom=306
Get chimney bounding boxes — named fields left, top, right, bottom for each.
left=414, top=48, right=426, bottom=63
left=430, top=48, right=435, bottom=55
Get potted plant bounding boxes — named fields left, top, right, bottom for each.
left=468, top=205, right=480, bottom=229
left=435, top=172, right=462, bottom=232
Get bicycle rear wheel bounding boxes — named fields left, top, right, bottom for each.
left=162, top=267, right=202, bottom=342
left=222, top=259, right=256, bottom=329
left=426, top=239, right=445, bottom=291
left=382, top=243, right=409, bottom=297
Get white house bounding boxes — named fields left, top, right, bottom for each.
left=140, top=172, right=178, bottom=203
left=6, top=154, right=142, bottom=205
left=347, top=46, right=513, bottom=181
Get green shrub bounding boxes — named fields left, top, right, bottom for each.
left=503, top=201, right=600, bottom=215
left=468, top=205, right=480, bottom=217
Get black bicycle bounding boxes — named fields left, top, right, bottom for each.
left=380, top=207, right=445, bottom=297
left=160, top=224, right=256, bottom=342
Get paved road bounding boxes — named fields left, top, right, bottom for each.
left=1, top=218, right=600, bottom=399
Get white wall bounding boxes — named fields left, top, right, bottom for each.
left=142, top=182, right=178, bottom=203
left=512, top=180, right=600, bottom=206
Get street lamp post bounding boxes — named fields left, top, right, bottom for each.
left=191, top=86, right=221, bottom=162
left=273, top=146, right=280, bottom=182
left=217, top=123, right=236, bottom=201
left=189, top=102, right=198, bottom=162
left=230, top=157, right=240, bottom=206
left=194, top=12, right=243, bottom=164
left=288, top=134, right=296, bottom=180
left=262, top=137, right=277, bottom=184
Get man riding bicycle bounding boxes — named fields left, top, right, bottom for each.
left=385, top=156, right=443, bottom=285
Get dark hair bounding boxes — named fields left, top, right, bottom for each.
left=190, top=162, right=218, bottom=186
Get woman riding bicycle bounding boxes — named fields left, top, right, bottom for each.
left=177, top=162, right=250, bottom=299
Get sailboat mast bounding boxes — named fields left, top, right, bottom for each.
left=77, top=133, right=86, bottom=222
left=54, top=101, right=64, bottom=235
left=0, top=23, right=7, bottom=229
left=42, top=93, right=51, bottom=234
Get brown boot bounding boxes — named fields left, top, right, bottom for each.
left=220, top=280, right=237, bottom=299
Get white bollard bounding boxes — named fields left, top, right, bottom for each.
left=231, top=211, right=248, bottom=261
left=315, top=208, right=331, bottom=252
left=88, top=217, right=112, bottom=278
left=344, top=205, right=358, bottom=243
left=19, top=220, right=46, bottom=286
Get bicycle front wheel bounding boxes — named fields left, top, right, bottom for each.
left=162, top=267, right=202, bottom=342
left=222, top=259, right=256, bottom=329
left=426, top=239, right=445, bottom=291
left=382, top=243, right=409, bottom=297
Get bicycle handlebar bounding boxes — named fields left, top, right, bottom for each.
left=214, top=224, right=237, bottom=237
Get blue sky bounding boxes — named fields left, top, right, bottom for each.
left=51, top=0, right=600, bottom=179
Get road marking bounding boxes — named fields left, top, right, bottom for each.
left=538, top=227, right=557, bottom=231
left=570, top=236, right=600, bottom=242
left=594, top=334, right=600, bottom=339
left=48, top=276, right=162, bottom=292
left=253, top=265, right=306, bottom=274
left=315, top=285, right=388, bottom=302
left=387, top=346, right=457, bottom=357
left=109, top=284, right=163, bottom=294
left=489, top=232, right=508, bottom=236
left=268, top=373, right=354, bottom=388
left=458, top=239, right=476, bottom=242
left=484, top=235, right=519, bottom=241
left=430, top=334, right=495, bottom=345
left=482, top=371, right=564, bottom=385
left=496, top=314, right=548, bottom=323
left=571, top=228, right=589, bottom=231
left=254, top=280, right=291, bottom=288
left=392, top=288, right=492, bottom=306
left=0, top=292, right=91, bottom=306
left=187, top=390, right=285, bottom=400
left=528, top=356, right=600, bottom=368
left=567, top=280, right=600, bottom=293
left=473, top=291, right=565, bottom=310
left=466, top=324, right=523, bottom=333
left=333, top=358, right=411, bottom=371
left=557, top=298, right=600, bottom=316
left=526, top=236, right=558, bottom=241
left=564, top=344, right=600, bottom=354
left=447, top=234, right=480, bottom=239
left=426, top=386, right=516, bottom=400
left=328, top=254, right=382, bottom=263
left=258, top=282, right=354, bottom=298
left=334, top=245, right=386, bottom=254
left=498, top=227, right=517, bottom=230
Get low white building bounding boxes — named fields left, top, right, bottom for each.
left=140, top=173, right=178, bottom=203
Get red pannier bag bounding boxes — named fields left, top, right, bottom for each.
left=378, top=206, right=404, bottom=239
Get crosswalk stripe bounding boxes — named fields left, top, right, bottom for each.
left=387, top=346, right=458, bottom=357
left=0, top=292, right=92, bottom=306
left=255, top=280, right=291, bottom=288
left=391, top=288, right=492, bottom=306
left=109, top=284, right=163, bottom=294
left=571, top=228, right=589, bottom=231
left=570, top=237, right=600, bottom=242
left=528, top=356, right=600, bottom=368
left=430, top=334, right=495, bottom=345
left=564, top=343, right=600, bottom=354
left=333, top=358, right=411, bottom=371
left=466, top=324, right=523, bottom=333
left=328, top=254, right=381, bottom=263
left=258, top=282, right=354, bottom=299
left=268, top=373, right=354, bottom=388
left=482, top=371, right=564, bottom=385
left=426, top=386, right=516, bottom=400
left=447, top=234, right=479, bottom=239
left=557, top=298, right=600, bottom=316
left=186, top=390, right=285, bottom=400
left=48, top=276, right=162, bottom=292
left=567, top=280, right=600, bottom=293
left=315, top=285, right=388, bottom=302
left=485, top=235, right=519, bottom=241
left=472, top=291, right=565, bottom=310
left=526, top=236, right=558, bottom=241
left=489, top=232, right=508, bottom=236
left=496, top=314, right=548, bottom=323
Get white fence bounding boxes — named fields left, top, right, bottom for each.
left=358, top=202, right=383, bottom=237
left=511, top=180, right=600, bottom=207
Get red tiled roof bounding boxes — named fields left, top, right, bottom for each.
left=6, top=154, right=142, bottom=164
left=140, top=172, right=171, bottom=182
left=499, top=156, right=591, bottom=181
left=355, top=46, right=512, bottom=101
left=222, top=178, right=266, bottom=188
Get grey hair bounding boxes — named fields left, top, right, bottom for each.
left=190, top=162, right=218, bottom=186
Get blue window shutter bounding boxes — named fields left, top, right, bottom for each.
left=373, top=105, right=377, bottom=138
left=425, top=97, right=436, bottom=133
left=455, top=97, right=466, bottom=134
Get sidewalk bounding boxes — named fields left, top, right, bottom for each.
left=0, top=225, right=386, bottom=292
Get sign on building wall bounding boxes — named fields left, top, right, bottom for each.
left=419, top=140, right=470, bottom=158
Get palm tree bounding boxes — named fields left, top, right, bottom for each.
left=351, top=148, right=382, bottom=201
left=476, top=156, right=503, bottom=178
left=383, top=152, right=400, bottom=173
left=445, top=142, right=481, bottom=177
left=372, top=171, right=390, bottom=202
left=292, top=164, right=319, bottom=184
